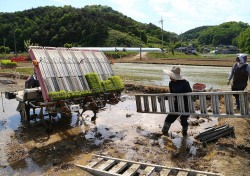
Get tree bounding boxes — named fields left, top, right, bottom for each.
left=24, top=39, right=32, bottom=51
left=24, top=39, right=38, bottom=51
left=64, top=43, right=73, bottom=48
left=237, top=27, right=250, bottom=53
left=0, top=46, right=10, bottom=54
left=0, top=5, right=172, bottom=50
left=198, top=21, right=249, bottom=46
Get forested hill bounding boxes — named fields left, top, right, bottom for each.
left=0, top=5, right=250, bottom=53
left=180, top=21, right=249, bottom=47
left=180, top=26, right=212, bottom=41
left=0, top=5, right=173, bottom=52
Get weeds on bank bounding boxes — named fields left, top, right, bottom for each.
left=0, top=67, right=34, bottom=75
left=146, top=52, right=238, bottom=60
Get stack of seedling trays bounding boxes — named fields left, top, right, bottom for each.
left=195, top=124, right=235, bottom=144
left=48, top=73, right=124, bottom=100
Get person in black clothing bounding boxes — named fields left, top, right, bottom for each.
left=162, top=66, right=192, bottom=136
left=227, top=54, right=250, bottom=110
left=25, top=70, right=40, bottom=88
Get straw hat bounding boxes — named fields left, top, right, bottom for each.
left=163, top=66, right=183, bottom=80
left=237, top=53, right=247, bottom=63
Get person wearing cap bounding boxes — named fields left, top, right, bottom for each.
left=162, top=66, right=192, bottom=136
left=227, top=54, right=250, bottom=110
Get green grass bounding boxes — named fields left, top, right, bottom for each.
left=0, top=67, right=34, bottom=75
left=201, top=53, right=237, bottom=59
left=0, top=53, right=29, bottom=60
left=15, top=67, right=34, bottom=75
left=146, top=52, right=200, bottom=59
left=146, top=52, right=238, bottom=60
left=105, top=51, right=137, bottom=59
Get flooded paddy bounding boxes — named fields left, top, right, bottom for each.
left=112, top=63, right=232, bottom=90
left=0, top=93, right=219, bottom=175
left=0, top=63, right=249, bottom=175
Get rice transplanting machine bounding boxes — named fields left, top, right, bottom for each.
left=6, top=47, right=124, bottom=129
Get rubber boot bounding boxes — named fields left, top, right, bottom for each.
left=182, top=126, right=188, bottom=136
left=162, top=122, right=171, bottom=136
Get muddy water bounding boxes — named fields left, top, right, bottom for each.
left=0, top=92, right=219, bottom=175
left=0, top=98, right=42, bottom=175
left=112, top=63, right=232, bottom=90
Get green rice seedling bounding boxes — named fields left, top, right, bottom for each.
left=49, top=89, right=94, bottom=100
left=85, top=73, right=104, bottom=93
left=80, top=90, right=92, bottom=96
left=72, top=91, right=81, bottom=98
left=48, top=90, right=67, bottom=100
left=108, top=76, right=124, bottom=91
left=101, top=80, right=116, bottom=92
left=66, top=91, right=74, bottom=99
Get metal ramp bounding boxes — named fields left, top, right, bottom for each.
left=75, top=154, right=223, bottom=176
left=135, top=91, right=250, bottom=117
left=29, top=47, right=114, bottom=101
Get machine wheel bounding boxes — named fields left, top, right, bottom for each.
left=18, top=102, right=30, bottom=123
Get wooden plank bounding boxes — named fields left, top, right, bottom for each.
left=122, top=163, right=140, bottom=176
left=196, top=174, right=207, bottom=176
left=159, top=168, right=171, bottom=176
left=109, top=161, right=128, bottom=174
left=139, top=166, right=155, bottom=176
left=176, top=171, right=189, bottom=176
left=97, top=159, right=116, bottom=171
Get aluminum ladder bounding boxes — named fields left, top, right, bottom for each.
left=135, top=91, right=250, bottom=117
left=75, top=154, right=223, bottom=176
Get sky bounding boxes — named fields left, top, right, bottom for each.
left=0, top=0, right=249, bottom=34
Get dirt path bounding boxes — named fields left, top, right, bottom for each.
left=113, top=54, right=236, bottom=67
left=116, top=52, right=148, bottom=62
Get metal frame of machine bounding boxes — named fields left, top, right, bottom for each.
left=8, top=47, right=123, bottom=129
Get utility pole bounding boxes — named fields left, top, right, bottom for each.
left=140, top=31, right=142, bottom=60
left=159, top=17, right=164, bottom=50
left=180, top=31, right=182, bottom=53
left=14, top=32, right=17, bottom=57
left=3, top=37, right=6, bottom=58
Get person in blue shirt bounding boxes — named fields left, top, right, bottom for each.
left=162, top=66, right=192, bottom=136
left=227, top=54, right=250, bottom=110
